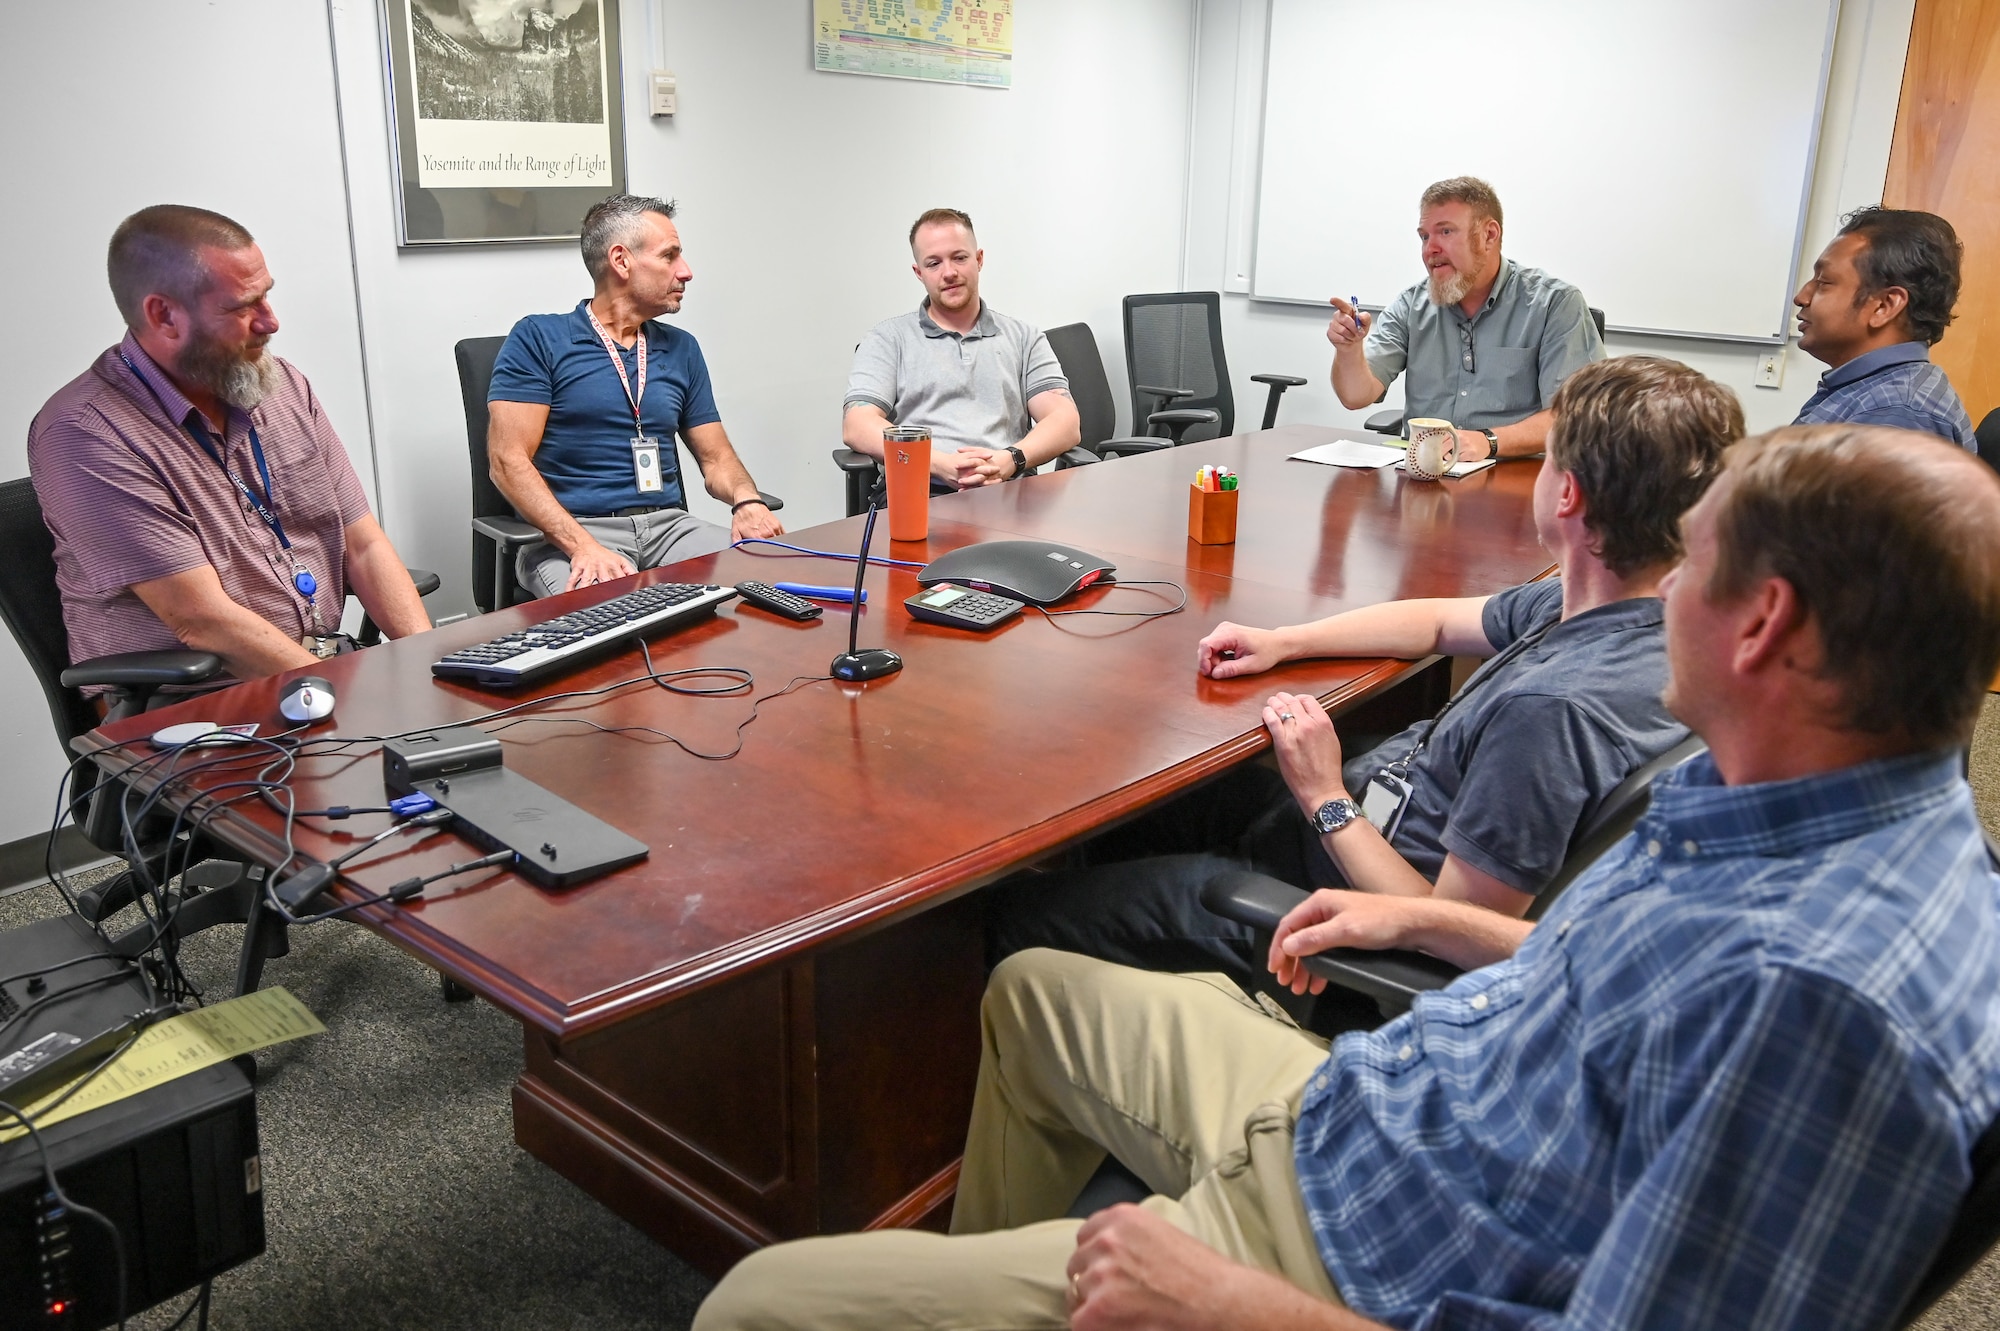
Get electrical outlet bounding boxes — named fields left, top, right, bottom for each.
left=649, top=71, right=677, bottom=117
left=1755, top=349, right=1785, bottom=389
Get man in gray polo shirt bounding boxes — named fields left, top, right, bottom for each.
left=1329, top=177, right=1603, bottom=460
left=843, top=208, right=1080, bottom=490
left=989, top=356, right=1741, bottom=998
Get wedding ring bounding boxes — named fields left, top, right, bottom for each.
left=1069, top=1272, right=1082, bottom=1303
left=1278, top=711, right=1295, bottom=722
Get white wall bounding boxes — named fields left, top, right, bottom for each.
left=330, top=0, right=1199, bottom=615
left=0, top=0, right=380, bottom=847
left=1185, top=0, right=1917, bottom=436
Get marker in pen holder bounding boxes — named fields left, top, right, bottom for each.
left=1188, top=470, right=1239, bottom=545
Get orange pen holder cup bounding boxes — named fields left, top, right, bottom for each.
left=1188, top=485, right=1239, bottom=545
left=883, top=429, right=932, bottom=542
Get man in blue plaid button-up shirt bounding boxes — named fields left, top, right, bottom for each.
left=697, top=425, right=2000, bottom=1331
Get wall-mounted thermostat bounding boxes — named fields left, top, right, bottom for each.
left=650, top=71, right=677, bottom=118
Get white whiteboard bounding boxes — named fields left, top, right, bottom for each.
left=1250, top=0, right=1840, bottom=343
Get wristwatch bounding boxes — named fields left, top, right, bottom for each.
left=1480, top=428, right=1500, bottom=461
left=1309, top=797, right=1363, bottom=835
left=1005, top=444, right=1030, bottom=479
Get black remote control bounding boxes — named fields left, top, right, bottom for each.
left=735, top=581, right=823, bottom=621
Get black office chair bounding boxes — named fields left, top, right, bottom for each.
left=0, top=478, right=292, bottom=994
left=1974, top=408, right=2000, bottom=477
left=828, top=331, right=1112, bottom=517
left=1123, top=292, right=1306, bottom=446
left=1044, top=322, right=1197, bottom=464
left=1363, top=306, right=1607, bottom=438
left=1199, top=731, right=1707, bottom=1021
left=456, top=335, right=784, bottom=608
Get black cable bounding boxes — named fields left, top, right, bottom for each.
left=0, top=970, right=143, bottom=1055
left=1034, top=579, right=1188, bottom=618
left=160, top=1281, right=211, bottom=1331
left=0, top=951, right=138, bottom=1001
left=0, top=1024, right=152, bottom=1331
left=484, top=668, right=834, bottom=762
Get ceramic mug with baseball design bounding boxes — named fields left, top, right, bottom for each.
left=1406, top=418, right=1459, bottom=480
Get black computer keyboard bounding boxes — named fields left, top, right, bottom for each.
left=431, top=582, right=740, bottom=688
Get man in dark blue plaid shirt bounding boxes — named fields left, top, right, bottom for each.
left=1792, top=208, right=1976, bottom=449
left=698, top=424, right=2000, bottom=1331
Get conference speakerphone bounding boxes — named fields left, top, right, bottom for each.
left=431, top=582, right=739, bottom=688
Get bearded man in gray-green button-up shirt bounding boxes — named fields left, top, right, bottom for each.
left=1328, top=177, right=1603, bottom=461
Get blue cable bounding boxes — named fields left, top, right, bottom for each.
left=729, top=537, right=926, bottom=570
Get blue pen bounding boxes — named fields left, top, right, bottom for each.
left=774, top=582, right=868, bottom=604
left=1351, top=296, right=1362, bottom=330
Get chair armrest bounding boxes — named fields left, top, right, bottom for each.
left=832, top=447, right=881, bottom=475
left=471, top=515, right=542, bottom=549
left=1147, top=408, right=1221, bottom=429
left=1251, top=374, right=1309, bottom=388
left=1096, top=436, right=1173, bottom=459
left=1198, top=867, right=1463, bottom=1016
left=754, top=491, right=784, bottom=513
left=1055, top=446, right=1101, bottom=469
left=1363, top=409, right=1405, bottom=436
left=405, top=568, right=441, bottom=598
left=1136, top=384, right=1193, bottom=404
left=60, top=650, right=224, bottom=692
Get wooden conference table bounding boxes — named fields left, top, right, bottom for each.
left=77, top=425, right=1552, bottom=1276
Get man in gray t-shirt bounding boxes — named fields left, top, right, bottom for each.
left=1328, top=176, right=1603, bottom=461
left=842, top=208, right=1080, bottom=491
left=990, top=356, right=1742, bottom=996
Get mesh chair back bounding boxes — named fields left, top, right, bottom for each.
left=1976, top=408, right=2000, bottom=477
left=455, top=336, right=512, bottom=613
left=1044, top=322, right=1118, bottom=450
left=0, top=477, right=94, bottom=751
left=1123, top=292, right=1233, bottom=443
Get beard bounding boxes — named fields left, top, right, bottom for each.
left=177, top=328, right=279, bottom=411
left=1426, top=237, right=1493, bottom=307
left=1427, top=266, right=1474, bottom=307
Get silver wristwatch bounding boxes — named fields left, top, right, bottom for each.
left=1310, top=797, right=1363, bottom=835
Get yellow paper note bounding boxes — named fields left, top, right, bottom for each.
left=0, top=986, right=324, bottom=1143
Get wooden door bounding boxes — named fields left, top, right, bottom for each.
left=1883, top=0, right=2000, bottom=424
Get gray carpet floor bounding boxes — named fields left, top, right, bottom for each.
left=7, top=697, right=2000, bottom=1328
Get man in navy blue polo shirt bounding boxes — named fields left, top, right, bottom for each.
left=1791, top=207, right=1976, bottom=449
left=488, top=194, right=783, bottom=598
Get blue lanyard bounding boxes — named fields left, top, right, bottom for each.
left=118, top=351, right=319, bottom=604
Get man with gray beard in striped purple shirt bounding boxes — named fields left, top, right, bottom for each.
left=27, top=205, right=429, bottom=687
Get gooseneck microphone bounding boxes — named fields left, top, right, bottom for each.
left=829, top=501, right=904, bottom=682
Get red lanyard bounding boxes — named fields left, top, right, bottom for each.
left=585, top=306, right=646, bottom=431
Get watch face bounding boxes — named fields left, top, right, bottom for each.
left=1312, top=799, right=1357, bottom=834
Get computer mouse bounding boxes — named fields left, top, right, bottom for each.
left=278, top=675, right=336, bottom=724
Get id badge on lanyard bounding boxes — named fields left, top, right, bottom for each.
left=1361, top=770, right=1414, bottom=840
left=631, top=435, right=663, bottom=493
left=587, top=307, right=663, bottom=494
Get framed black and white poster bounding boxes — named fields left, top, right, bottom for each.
left=380, top=0, right=628, bottom=246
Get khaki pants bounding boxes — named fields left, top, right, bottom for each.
left=694, top=948, right=1341, bottom=1330
left=517, top=508, right=731, bottom=600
